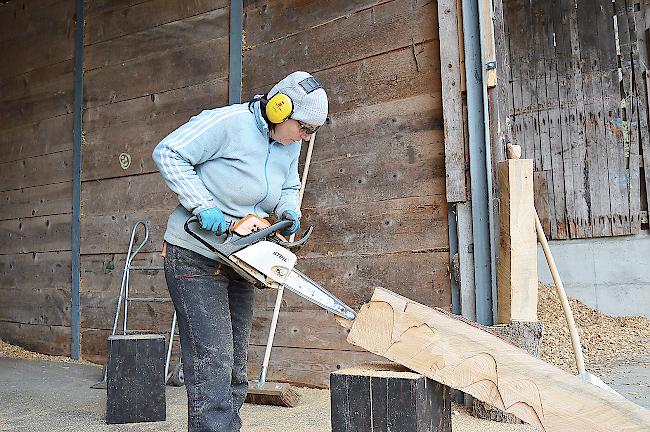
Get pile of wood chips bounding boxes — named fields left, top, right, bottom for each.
left=538, top=282, right=650, bottom=374
left=0, top=339, right=90, bottom=364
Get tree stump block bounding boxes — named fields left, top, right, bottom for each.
left=471, top=320, right=543, bottom=423
left=331, top=363, right=451, bottom=432
left=106, top=334, right=166, bottom=424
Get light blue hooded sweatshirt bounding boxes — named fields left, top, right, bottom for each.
left=152, top=101, right=301, bottom=260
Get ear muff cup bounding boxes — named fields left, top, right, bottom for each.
left=265, top=93, right=293, bottom=124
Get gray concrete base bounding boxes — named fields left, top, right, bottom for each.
left=537, top=231, right=650, bottom=318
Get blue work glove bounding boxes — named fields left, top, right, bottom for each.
left=279, top=210, right=301, bottom=237
left=197, top=207, right=228, bottom=235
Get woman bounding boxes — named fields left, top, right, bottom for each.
left=152, top=71, right=328, bottom=432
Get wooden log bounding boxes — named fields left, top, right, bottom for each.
left=106, top=335, right=166, bottom=424
left=496, top=159, right=538, bottom=323
left=345, top=287, right=650, bottom=431
left=331, top=363, right=451, bottom=432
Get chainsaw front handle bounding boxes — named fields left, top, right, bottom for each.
left=184, top=216, right=296, bottom=256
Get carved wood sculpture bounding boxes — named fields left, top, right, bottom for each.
left=343, top=288, right=650, bottom=432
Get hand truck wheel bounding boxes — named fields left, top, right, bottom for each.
left=168, top=361, right=184, bottom=387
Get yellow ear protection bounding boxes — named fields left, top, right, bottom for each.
left=265, top=77, right=322, bottom=124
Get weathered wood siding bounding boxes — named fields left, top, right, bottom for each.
left=503, top=0, right=650, bottom=239
left=79, top=0, right=230, bottom=362
left=0, top=0, right=74, bottom=355
left=242, top=0, right=450, bottom=386
left=1, top=0, right=450, bottom=387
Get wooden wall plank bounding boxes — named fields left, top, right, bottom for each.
left=244, top=0, right=437, bottom=89
left=82, top=325, right=380, bottom=387
left=312, top=94, right=443, bottom=163
left=0, top=286, right=70, bottom=326
left=567, top=0, right=592, bottom=237
left=85, top=8, right=229, bottom=71
left=0, top=182, right=72, bottom=221
left=0, top=150, right=71, bottom=192
left=578, top=0, right=613, bottom=237
left=83, top=37, right=229, bottom=108
left=301, top=197, right=448, bottom=257
left=0, top=60, right=74, bottom=130
left=82, top=79, right=228, bottom=181
left=438, top=0, right=467, bottom=203
left=303, top=133, right=445, bottom=207
left=245, top=40, right=442, bottom=116
left=243, top=0, right=385, bottom=47
left=618, top=0, right=641, bottom=234
left=79, top=251, right=450, bottom=313
left=0, top=114, right=73, bottom=163
left=541, top=0, right=569, bottom=239
left=0, top=251, right=71, bottom=291
left=0, top=322, right=70, bottom=357
left=552, top=0, right=580, bottom=238
left=0, top=214, right=71, bottom=254
left=0, top=0, right=74, bottom=78
left=601, top=6, right=630, bottom=236
left=628, top=0, right=650, bottom=228
left=84, top=0, right=229, bottom=45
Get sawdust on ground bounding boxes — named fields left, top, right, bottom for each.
left=0, top=339, right=92, bottom=364
left=538, top=282, right=650, bottom=374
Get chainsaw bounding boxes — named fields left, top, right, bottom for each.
left=184, top=215, right=356, bottom=321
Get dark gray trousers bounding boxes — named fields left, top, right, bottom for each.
left=163, top=243, right=256, bottom=432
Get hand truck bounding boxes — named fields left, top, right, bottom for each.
left=90, top=221, right=183, bottom=389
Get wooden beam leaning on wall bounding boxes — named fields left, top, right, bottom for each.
left=438, top=0, right=467, bottom=203
left=496, top=157, right=538, bottom=323
left=340, top=288, right=650, bottom=432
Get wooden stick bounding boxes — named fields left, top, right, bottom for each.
left=534, top=209, right=586, bottom=375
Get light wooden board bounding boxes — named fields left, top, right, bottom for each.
left=438, top=0, right=467, bottom=203
left=346, top=287, right=650, bottom=431
left=496, top=160, right=537, bottom=323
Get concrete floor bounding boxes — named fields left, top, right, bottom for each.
left=0, top=357, right=647, bottom=431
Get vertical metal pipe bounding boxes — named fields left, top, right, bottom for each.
left=71, top=0, right=84, bottom=360
left=448, top=205, right=461, bottom=315
left=461, top=0, right=494, bottom=326
left=477, top=0, right=499, bottom=326
left=229, top=0, right=243, bottom=105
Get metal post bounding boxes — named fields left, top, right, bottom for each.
left=229, top=0, right=243, bottom=105
left=461, top=0, right=495, bottom=327
left=448, top=205, right=460, bottom=315
left=71, top=0, right=85, bottom=360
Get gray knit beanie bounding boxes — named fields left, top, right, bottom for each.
left=267, top=71, right=329, bottom=126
